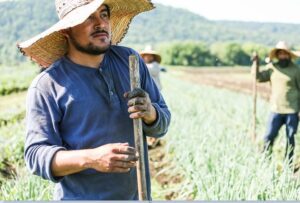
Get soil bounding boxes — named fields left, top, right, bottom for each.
left=0, top=159, right=16, bottom=186
left=178, top=68, right=271, bottom=100
left=148, top=140, right=183, bottom=200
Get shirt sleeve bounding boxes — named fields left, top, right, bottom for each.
left=296, top=68, right=300, bottom=91
left=137, top=54, right=171, bottom=138
left=295, top=68, right=300, bottom=105
left=24, top=87, right=66, bottom=183
left=256, top=67, right=272, bottom=83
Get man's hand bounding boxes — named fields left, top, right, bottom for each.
left=87, top=143, right=138, bottom=173
left=251, top=52, right=260, bottom=74
left=124, top=88, right=157, bottom=125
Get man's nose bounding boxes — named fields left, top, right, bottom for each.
left=283, top=55, right=290, bottom=59
left=94, top=16, right=106, bottom=29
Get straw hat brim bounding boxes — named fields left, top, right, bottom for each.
left=292, top=51, right=300, bottom=58
left=269, top=48, right=299, bottom=60
left=18, top=0, right=154, bottom=67
left=140, top=51, right=161, bottom=63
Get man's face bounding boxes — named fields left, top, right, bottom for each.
left=276, top=50, right=291, bottom=60
left=66, top=5, right=112, bottom=55
left=143, top=54, right=155, bottom=63
left=276, top=50, right=291, bottom=68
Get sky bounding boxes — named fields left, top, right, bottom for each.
left=0, top=0, right=298, bottom=24
left=152, top=0, right=300, bottom=24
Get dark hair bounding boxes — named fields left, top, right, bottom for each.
left=103, top=4, right=110, bottom=18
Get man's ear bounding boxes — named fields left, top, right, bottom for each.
left=60, top=29, right=70, bottom=39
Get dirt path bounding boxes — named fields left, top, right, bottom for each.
left=177, top=68, right=271, bottom=101
left=149, top=141, right=183, bottom=200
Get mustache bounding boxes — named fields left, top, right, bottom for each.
left=91, top=30, right=109, bottom=36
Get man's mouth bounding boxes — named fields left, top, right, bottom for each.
left=91, top=31, right=109, bottom=39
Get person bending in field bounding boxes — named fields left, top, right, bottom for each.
left=252, top=41, right=300, bottom=165
left=19, top=0, right=171, bottom=200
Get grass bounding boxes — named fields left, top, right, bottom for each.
left=0, top=167, right=54, bottom=200
left=0, top=64, right=38, bottom=96
left=154, top=71, right=300, bottom=200
left=0, top=121, right=25, bottom=164
left=0, top=92, right=27, bottom=126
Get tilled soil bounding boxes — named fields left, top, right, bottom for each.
left=148, top=141, right=184, bottom=200
left=179, top=68, right=271, bottom=100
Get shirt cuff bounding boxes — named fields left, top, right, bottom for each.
left=46, top=146, right=66, bottom=183
left=142, top=103, right=161, bottom=136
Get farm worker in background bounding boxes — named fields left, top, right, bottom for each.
left=19, top=0, right=171, bottom=200
left=140, top=45, right=163, bottom=91
left=140, top=45, right=163, bottom=148
left=252, top=41, right=300, bottom=164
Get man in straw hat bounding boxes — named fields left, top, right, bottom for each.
left=252, top=41, right=300, bottom=165
left=20, top=0, right=171, bottom=200
left=140, top=45, right=163, bottom=91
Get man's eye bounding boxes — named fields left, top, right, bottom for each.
left=100, top=13, right=109, bottom=19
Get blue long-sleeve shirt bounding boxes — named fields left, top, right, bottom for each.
left=24, top=45, right=171, bottom=200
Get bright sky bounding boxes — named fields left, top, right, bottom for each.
left=152, top=0, right=300, bottom=24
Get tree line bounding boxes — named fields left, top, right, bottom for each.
left=157, top=41, right=272, bottom=67
left=0, top=0, right=300, bottom=66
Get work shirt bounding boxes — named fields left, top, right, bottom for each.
left=146, top=62, right=162, bottom=90
left=24, top=45, right=171, bottom=200
left=256, top=62, right=300, bottom=113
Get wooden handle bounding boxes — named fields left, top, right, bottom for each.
left=129, top=55, right=148, bottom=200
left=251, top=52, right=258, bottom=141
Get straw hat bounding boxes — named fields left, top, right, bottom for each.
left=293, top=51, right=300, bottom=57
left=18, top=0, right=154, bottom=67
left=269, top=41, right=299, bottom=60
left=140, top=45, right=161, bottom=63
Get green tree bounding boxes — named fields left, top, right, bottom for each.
left=158, top=42, right=214, bottom=66
left=210, top=42, right=250, bottom=66
left=242, top=43, right=270, bottom=64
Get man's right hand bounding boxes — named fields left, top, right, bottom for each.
left=86, top=143, right=138, bottom=173
left=51, top=143, right=138, bottom=177
left=251, top=52, right=260, bottom=75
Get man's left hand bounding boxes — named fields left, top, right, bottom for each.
left=124, top=88, right=157, bottom=125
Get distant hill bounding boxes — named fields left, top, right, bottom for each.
left=124, top=5, right=300, bottom=47
left=0, top=0, right=58, bottom=63
left=0, top=0, right=299, bottom=64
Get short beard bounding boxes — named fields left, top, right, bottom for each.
left=69, top=34, right=111, bottom=55
left=278, top=59, right=291, bottom=68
